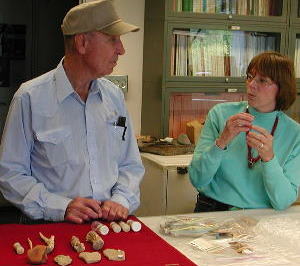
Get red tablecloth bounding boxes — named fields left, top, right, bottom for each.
left=0, top=217, right=197, bottom=266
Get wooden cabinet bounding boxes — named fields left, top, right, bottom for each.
left=135, top=153, right=198, bottom=216
left=141, top=0, right=300, bottom=139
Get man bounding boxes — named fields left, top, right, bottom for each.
left=0, top=0, right=144, bottom=224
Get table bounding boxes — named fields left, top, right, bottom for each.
left=0, top=216, right=196, bottom=266
left=140, top=206, right=300, bottom=266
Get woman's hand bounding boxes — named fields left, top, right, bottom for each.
left=216, top=112, right=254, bottom=149
left=246, top=125, right=274, bottom=162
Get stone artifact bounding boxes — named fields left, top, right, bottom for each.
left=27, top=238, right=48, bottom=265
left=103, top=248, right=125, bottom=261
left=79, top=251, right=101, bottom=264
left=54, top=255, right=72, bottom=266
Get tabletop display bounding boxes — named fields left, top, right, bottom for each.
left=0, top=217, right=196, bottom=266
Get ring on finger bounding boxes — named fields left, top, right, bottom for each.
left=260, top=142, right=264, bottom=149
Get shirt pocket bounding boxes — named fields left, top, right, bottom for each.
left=106, top=118, right=125, bottom=161
left=35, top=128, right=76, bottom=167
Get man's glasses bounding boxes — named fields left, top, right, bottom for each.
left=245, top=73, right=275, bottom=87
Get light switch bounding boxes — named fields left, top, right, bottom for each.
left=105, top=75, right=128, bottom=94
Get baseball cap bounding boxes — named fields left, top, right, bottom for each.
left=61, top=0, right=139, bottom=35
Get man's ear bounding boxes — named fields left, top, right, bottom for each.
left=74, top=33, right=88, bottom=54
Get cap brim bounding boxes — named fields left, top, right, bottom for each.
left=100, top=21, right=139, bottom=35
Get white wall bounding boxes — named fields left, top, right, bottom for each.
left=86, top=0, right=145, bottom=135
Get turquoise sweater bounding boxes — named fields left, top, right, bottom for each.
left=189, top=101, right=300, bottom=210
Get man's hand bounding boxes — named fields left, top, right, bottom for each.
left=101, top=201, right=128, bottom=221
left=64, top=197, right=102, bottom=224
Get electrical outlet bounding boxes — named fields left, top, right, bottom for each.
left=105, top=75, right=128, bottom=94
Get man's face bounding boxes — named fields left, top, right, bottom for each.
left=84, top=31, right=125, bottom=78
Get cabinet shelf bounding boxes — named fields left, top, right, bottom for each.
left=141, top=0, right=300, bottom=139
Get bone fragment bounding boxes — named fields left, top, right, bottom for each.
left=110, top=222, right=121, bottom=233
left=118, top=221, right=130, bottom=232
left=127, top=219, right=142, bottom=232
left=91, top=221, right=109, bottom=235
left=86, top=231, right=104, bottom=250
left=70, top=236, right=85, bottom=252
left=39, top=232, right=55, bottom=253
left=13, top=242, right=24, bottom=254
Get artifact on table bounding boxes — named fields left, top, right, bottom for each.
left=86, top=231, right=104, bottom=250
left=186, top=119, right=204, bottom=144
left=91, top=221, right=109, bottom=235
left=39, top=232, right=55, bottom=253
left=127, top=219, right=142, bottom=232
left=79, top=251, right=101, bottom=264
left=54, top=255, right=72, bottom=266
left=70, top=236, right=85, bottom=252
left=118, top=221, right=130, bottom=232
left=110, top=221, right=122, bottom=233
left=103, top=248, right=125, bottom=261
left=229, top=241, right=253, bottom=254
left=27, top=238, right=48, bottom=264
left=13, top=242, right=24, bottom=254
left=177, top=133, right=191, bottom=145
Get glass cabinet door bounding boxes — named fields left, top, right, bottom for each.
left=294, top=34, right=300, bottom=78
left=287, top=94, right=300, bottom=123
left=170, top=28, right=281, bottom=78
left=168, top=91, right=247, bottom=138
left=172, top=0, right=283, bottom=16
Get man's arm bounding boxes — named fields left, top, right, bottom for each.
left=108, top=110, right=144, bottom=218
left=0, top=94, right=71, bottom=221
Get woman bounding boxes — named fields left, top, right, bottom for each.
left=189, top=51, right=300, bottom=212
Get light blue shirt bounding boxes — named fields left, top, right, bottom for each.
left=0, top=60, right=144, bottom=221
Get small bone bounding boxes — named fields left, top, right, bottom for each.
left=103, top=248, right=125, bottom=261
left=127, top=219, right=142, bottom=232
left=86, top=231, right=104, bottom=250
left=13, top=242, right=24, bottom=254
left=110, top=222, right=121, bottom=233
left=79, top=251, right=101, bottom=264
left=91, top=221, right=109, bottom=235
left=28, top=238, right=33, bottom=250
left=70, top=236, right=85, bottom=253
left=54, top=255, right=72, bottom=266
left=39, top=232, right=55, bottom=253
left=27, top=244, right=48, bottom=264
left=119, top=221, right=130, bottom=232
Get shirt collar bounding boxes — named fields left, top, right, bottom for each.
left=54, top=59, right=75, bottom=103
left=54, top=59, right=103, bottom=103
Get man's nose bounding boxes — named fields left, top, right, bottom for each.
left=117, top=40, right=125, bottom=55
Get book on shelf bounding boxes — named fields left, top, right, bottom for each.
left=182, top=0, right=193, bottom=11
left=172, top=29, right=278, bottom=77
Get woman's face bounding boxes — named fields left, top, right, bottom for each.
left=246, top=72, right=279, bottom=113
